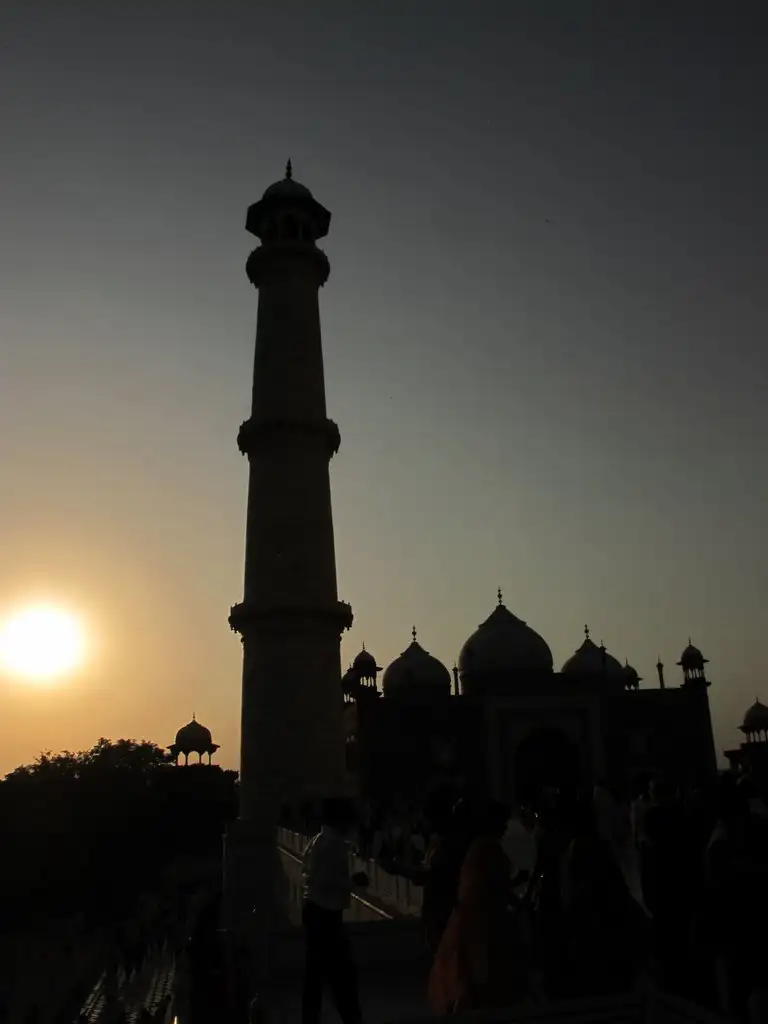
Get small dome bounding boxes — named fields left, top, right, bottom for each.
left=174, top=717, right=213, bottom=753
left=742, top=700, right=768, bottom=733
left=678, top=641, right=708, bottom=670
left=353, top=647, right=378, bottom=674
left=623, top=661, right=642, bottom=687
left=459, top=595, right=553, bottom=677
left=246, top=161, right=330, bottom=241
left=262, top=159, right=314, bottom=201
left=561, top=632, right=624, bottom=680
left=262, top=177, right=314, bottom=201
left=382, top=630, right=451, bottom=699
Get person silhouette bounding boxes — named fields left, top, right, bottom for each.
left=301, top=798, right=369, bottom=1024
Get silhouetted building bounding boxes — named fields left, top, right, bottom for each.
left=344, top=601, right=718, bottom=805
left=169, top=715, right=220, bottom=765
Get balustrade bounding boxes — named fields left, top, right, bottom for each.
left=275, top=828, right=423, bottom=919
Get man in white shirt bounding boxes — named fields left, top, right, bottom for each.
left=301, top=798, right=368, bottom=1024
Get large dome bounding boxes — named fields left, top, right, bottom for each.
left=742, top=700, right=768, bottom=733
left=382, top=630, right=451, bottom=699
left=174, top=716, right=213, bottom=753
left=561, top=630, right=625, bottom=680
left=458, top=595, right=553, bottom=677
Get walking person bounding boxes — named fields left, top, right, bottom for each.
left=301, top=799, right=369, bottom=1024
left=429, top=801, right=529, bottom=1014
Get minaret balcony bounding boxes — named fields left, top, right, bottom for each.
left=237, top=417, right=341, bottom=460
left=228, top=599, right=353, bottom=637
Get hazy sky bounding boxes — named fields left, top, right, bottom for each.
left=1, top=2, right=766, bottom=775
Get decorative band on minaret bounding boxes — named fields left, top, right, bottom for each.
left=229, top=164, right=353, bottom=827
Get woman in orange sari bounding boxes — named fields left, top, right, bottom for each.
left=429, top=801, right=528, bottom=1014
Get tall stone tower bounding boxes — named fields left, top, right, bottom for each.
left=227, top=163, right=352, bottom=884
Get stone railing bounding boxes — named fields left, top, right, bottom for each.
left=276, top=828, right=423, bottom=919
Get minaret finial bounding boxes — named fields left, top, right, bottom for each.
left=285, top=158, right=293, bottom=180
left=497, top=587, right=503, bottom=606
left=412, top=625, right=417, bottom=643
left=192, top=711, right=196, bottom=721
left=584, top=624, right=590, bottom=641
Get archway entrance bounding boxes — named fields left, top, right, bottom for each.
left=513, top=727, right=582, bottom=806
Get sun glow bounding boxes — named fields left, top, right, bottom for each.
left=0, top=605, right=86, bottom=682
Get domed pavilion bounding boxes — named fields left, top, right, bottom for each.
left=725, top=698, right=768, bottom=787
left=169, top=715, right=220, bottom=765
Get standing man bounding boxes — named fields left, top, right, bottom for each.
left=301, top=799, right=369, bottom=1024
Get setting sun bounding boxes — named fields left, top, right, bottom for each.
left=0, top=605, right=86, bottom=682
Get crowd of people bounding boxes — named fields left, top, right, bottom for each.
left=299, top=771, right=768, bottom=1024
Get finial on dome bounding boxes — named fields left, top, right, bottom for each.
left=362, top=641, right=366, bottom=651
left=688, top=636, right=692, bottom=646
left=192, top=711, right=196, bottom=721
left=584, top=624, right=590, bottom=641
left=412, top=625, right=417, bottom=643
left=497, top=587, right=503, bottom=606
left=285, top=158, right=293, bottom=180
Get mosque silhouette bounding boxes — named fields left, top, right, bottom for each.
left=341, top=602, right=720, bottom=806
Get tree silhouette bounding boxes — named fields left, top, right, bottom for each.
left=0, top=738, right=238, bottom=1021
left=0, top=737, right=237, bottom=932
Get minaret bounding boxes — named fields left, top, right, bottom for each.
left=225, top=164, right=352, bottom=931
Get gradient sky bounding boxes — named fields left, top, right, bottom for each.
left=1, top=2, right=766, bottom=776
